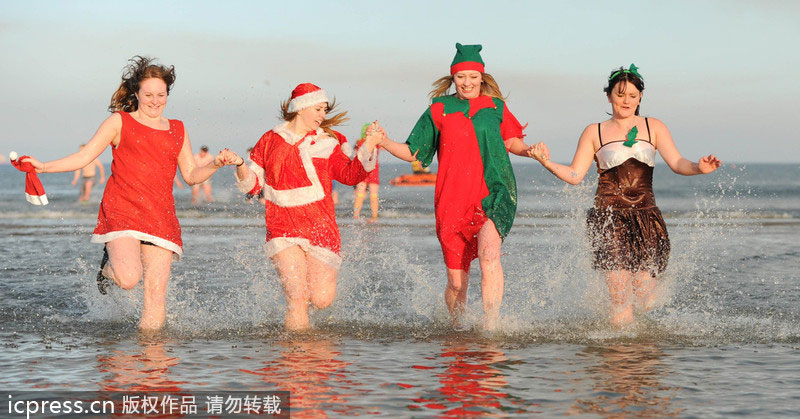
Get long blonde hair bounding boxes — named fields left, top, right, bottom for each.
left=279, top=98, right=349, bottom=138
left=429, top=73, right=505, bottom=100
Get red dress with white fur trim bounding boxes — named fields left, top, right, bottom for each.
left=238, top=123, right=377, bottom=269
left=92, top=112, right=184, bottom=259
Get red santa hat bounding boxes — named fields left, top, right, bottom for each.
left=9, top=152, right=48, bottom=205
left=287, top=83, right=329, bottom=113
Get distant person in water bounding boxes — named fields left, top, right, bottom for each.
left=353, top=123, right=381, bottom=222
left=191, top=145, right=215, bottom=204
left=71, top=144, right=106, bottom=202
left=22, top=56, right=241, bottom=330
left=376, top=43, right=536, bottom=330
left=528, top=64, right=721, bottom=327
left=234, top=83, right=379, bottom=331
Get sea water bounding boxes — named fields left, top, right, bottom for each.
left=1, top=162, right=798, bottom=417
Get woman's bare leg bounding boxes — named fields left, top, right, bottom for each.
left=307, top=255, right=338, bottom=310
left=606, top=270, right=634, bottom=327
left=103, top=237, right=144, bottom=290
left=272, top=245, right=311, bottom=331
left=139, top=244, right=173, bottom=330
left=446, top=268, right=469, bottom=328
left=477, top=220, right=504, bottom=331
left=632, top=271, right=657, bottom=312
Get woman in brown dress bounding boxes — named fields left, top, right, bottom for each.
left=529, top=64, right=721, bottom=327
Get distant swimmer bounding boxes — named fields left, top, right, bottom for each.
left=21, top=56, right=241, bottom=331
left=353, top=123, right=381, bottom=223
left=529, top=64, right=721, bottom=327
left=191, top=145, right=215, bottom=204
left=377, top=43, right=536, bottom=331
left=233, top=83, right=379, bottom=331
left=71, top=144, right=105, bottom=203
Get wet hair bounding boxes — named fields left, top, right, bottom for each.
left=108, top=56, right=176, bottom=113
left=279, top=97, right=349, bottom=138
left=604, top=67, right=645, bottom=115
left=200, top=145, right=209, bottom=152
left=429, top=72, right=505, bottom=100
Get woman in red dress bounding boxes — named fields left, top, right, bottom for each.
left=234, top=83, right=380, bottom=331
left=23, top=56, right=241, bottom=330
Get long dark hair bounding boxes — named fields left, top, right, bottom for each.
left=108, top=56, right=176, bottom=113
left=604, top=67, right=645, bottom=115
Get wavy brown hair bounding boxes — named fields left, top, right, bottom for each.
left=108, top=56, right=176, bottom=113
left=279, top=98, right=349, bottom=138
left=429, top=72, right=505, bottom=100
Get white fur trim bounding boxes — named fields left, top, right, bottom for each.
left=265, top=237, right=342, bottom=270
left=287, top=89, right=329, bottom=113
left=91, top=230, right=183, bottom=261
left=26, top=193, right=48, bottom=206
left=356, top=144, right=378, bottom=172
left=262, top=123, right=340, bottom=207
left=341, top=142, right=354, bottom=158
left=235, top=162, right=264, bottom=195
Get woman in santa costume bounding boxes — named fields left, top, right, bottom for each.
left=377, top=43, right=540, bottom=330
left=22, top=56, right=241, bottom=331
left=234, top=83, right=379, bottom=331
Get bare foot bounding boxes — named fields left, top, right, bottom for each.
left=609, top=307, right=634, bottom=328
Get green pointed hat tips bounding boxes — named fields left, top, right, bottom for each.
left=609, top=63, right=643, bottom=81
left=450, top=43, right=485, bottom=75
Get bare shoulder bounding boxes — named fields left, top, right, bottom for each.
left=644, top=116, right=668, bottom=131
left=580, top=122, right=601, bottom=149
left=102, top=112, right=123, bottom=128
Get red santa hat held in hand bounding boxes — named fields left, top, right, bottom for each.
left=9, top=151, right=48, bottom=205
left=287, top=83, right=329, bottom=113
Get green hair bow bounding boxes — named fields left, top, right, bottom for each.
left=609, top=63, right=643, bottom=81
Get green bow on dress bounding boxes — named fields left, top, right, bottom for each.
left=623, top=126, right=638, bottom=147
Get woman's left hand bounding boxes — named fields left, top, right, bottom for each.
left=527, top=142, right=550, bottom=163
left=698, top=154, right=721, bottom=174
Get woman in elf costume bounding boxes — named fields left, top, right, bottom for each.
left=234, top=83, right=380, bottom=331
left=529, top=64, right=720, bottom=327
left=21, top=56, right=241, bottom=330
left=378, top=43, right=538, bottom=330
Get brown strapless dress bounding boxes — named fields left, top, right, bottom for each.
left=586, top=158, right=670, bottom=276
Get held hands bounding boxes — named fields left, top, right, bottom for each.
left=214, top=149, right=244, bottom=168
left=698, top=154, right=721, bottom=174
left=527, top=142, right=551, bottom=164
left=364, top=121, right=384, bottom=149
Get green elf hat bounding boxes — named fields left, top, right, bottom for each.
left=450, top=43, right=485, bottom=75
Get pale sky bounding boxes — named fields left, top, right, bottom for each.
left=1, top=0, right=798, bottom=164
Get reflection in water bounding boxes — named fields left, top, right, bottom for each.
left=410, top=341, right=530, bottom=416
left=572, top=343, right=681, bottom=417
left=240, top=338, right=366, bottom=418
left=97, top=333, right=186, bottom=392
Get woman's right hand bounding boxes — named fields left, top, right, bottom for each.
left=20, top=156, right=46, bottom=173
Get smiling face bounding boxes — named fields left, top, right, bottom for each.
left=608, top=81, right=642, bottom=118
left=296, top=102, right=328, bottom=132
left=453, top=70, right=482, bottom=99
left=135, top=77, right=168, bottom=118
